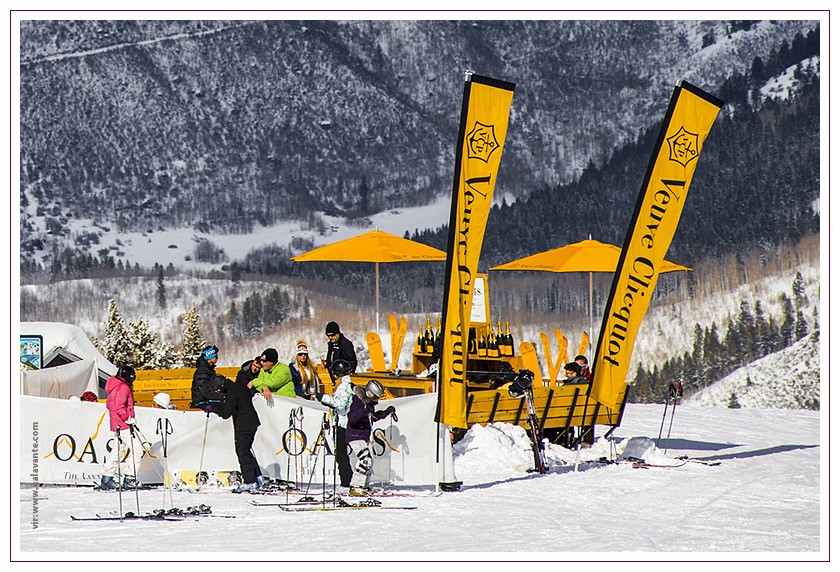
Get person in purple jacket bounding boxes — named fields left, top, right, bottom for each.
left=345, top=380, right=396, bottom=496
left=100, top=365, right=141, bottom=490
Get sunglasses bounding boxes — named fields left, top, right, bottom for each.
left=297, top=352, right=308, bottom=356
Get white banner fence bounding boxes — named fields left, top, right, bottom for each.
left=20, top=393, right=456, bottom=487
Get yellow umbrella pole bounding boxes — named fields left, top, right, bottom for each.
left=375, top=262, right=380, bottom=336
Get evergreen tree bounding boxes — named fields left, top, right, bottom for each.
left=227, top=301, right=241, bottom=340
left=727, top=392, right=741, bottom=409
left=792, top=271, right=806, bottom=309
left=177, top=301, right=207, bottom=368
left=94, top=299, right=133, bottom=366
left=128, top=318, right=174, bottom=369
left=156, top=264, right=166, bottom=309
left=736, top=300, right=755, bottom=363
left=230, top=263, right=242, bottom=294
left=794, top=309, right=809, bottom=340
left=703, top=323, right=723, bottom=380
left=779, top=293, right=795, bottom=346
left=753, top=301, right=772, bottom=356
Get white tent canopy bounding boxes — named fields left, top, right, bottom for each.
left=20, top=358, right=99, bottom=399
left=19, top=322, right=116, bottom=397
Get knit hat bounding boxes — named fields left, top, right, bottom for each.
left=153, top=392, right=171, bottom=409
left=296, top=340, right=309, bottom=355
left=261, top=348, right=279, bottom=364
left=202, top=345, right=219, bottom=361
left=325, top=321, right=341, bottom=335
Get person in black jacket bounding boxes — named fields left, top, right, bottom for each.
left=324, top=321, right=358, bottom=381
left=212, top=375, right=264, bottom=493
left=236, top=356, right=262, bottom=386
left=190, top=345, right=228, bottom=414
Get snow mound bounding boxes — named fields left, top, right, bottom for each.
left=453, top=422, right=538, bottom=482
left=618, top=436, right=684, bottom=466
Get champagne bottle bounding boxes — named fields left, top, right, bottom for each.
left=505, top=321, right=514, bottom=356
left=468, top=328, right=477, bottom=355
left=489, top=332, right=499, bottom=358
left=478, top=334, right=487, bottom=357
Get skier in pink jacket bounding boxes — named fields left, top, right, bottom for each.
left=100, top=365, right=141, bottom=490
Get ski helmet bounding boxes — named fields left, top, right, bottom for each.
left=117, top=365, right=136, bottom=384
left=507, top=369, right=534, bottom=398
left=330, top=359, right=353, bottom=378
left=365, top=380, right=385, bottom=400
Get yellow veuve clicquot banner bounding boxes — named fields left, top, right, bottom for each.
left=591, top=81, right=723, bottom=411
left=435, top=74, right=515, bottom=428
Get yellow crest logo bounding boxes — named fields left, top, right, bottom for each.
left=466, top=122, right=500, bottom=162
left=666, top=126, right=699, bottom=167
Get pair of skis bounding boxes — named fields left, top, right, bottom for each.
left=71, top=504, right=235, bottom=521
left=251, top=496, right=417, bottom=511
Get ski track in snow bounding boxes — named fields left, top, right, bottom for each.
left=20, top=23, right=251, bottom=66
left=15, top=403, right=823, bottom=558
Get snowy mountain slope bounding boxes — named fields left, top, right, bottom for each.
left=17, top=18, right=820, bottom=273
left=685, top=332, right=820, bottom=410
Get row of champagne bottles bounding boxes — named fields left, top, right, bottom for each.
left=414, top=316, right=516, bottom=358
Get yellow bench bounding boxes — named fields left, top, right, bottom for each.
left=133, top=367, right=240, bottom=410
left=465, top=383, right=628, bottom=435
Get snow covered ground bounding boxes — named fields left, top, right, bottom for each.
left=14, top=402, right=824, bottom=561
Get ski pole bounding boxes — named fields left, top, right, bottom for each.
left=663, top=381, right=683, bottom=454
left=116, top=428, right=123, bottom=520
left=138, top=423, right=173, bottom=509
left=197, top=411, right=210, bottom=487
left=657, top=392, right=672, bottom=446
left=129, top=425, right=140, bottom=515
left=304, top=412, right=329, bottom=494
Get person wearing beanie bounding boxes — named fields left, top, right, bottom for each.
left=252, top=347, right=296, bottom=401
left=324, top=322, right=357, bottom=381
left=289, top=340, right=319, bottom=399
left=574, top=354, right=592, bottom=380
left=191, top=344, right=228, bottom=415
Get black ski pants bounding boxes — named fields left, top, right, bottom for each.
left=335, top=426, right=352, bottom=487
left=233, top=427, right=261, bottom=484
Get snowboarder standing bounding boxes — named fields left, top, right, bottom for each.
left=100, top=365, right=141, bottom=490
left=345, top=380, right=395, bottom=496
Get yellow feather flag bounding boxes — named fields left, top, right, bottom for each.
left=591, top=81, right=723, bottom=411
left=435, top=73, right=515, bottom=428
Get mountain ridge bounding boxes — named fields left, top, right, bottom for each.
left=19, top=18, right=819, bottom=273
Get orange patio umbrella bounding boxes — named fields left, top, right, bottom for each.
left=290, top=229, right=446, bottom=334
left=489, top=238, right=691, bottom=358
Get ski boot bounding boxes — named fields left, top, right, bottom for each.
left=122, top=475, right=139, bottom=489
left=99, top=475, right=118, bottom=490
left=233, top=482, right=259, bottom=494
left=349, top=486, right=372, bottom=497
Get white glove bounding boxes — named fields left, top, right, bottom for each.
left=125, top=417, right=136, bottom=425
